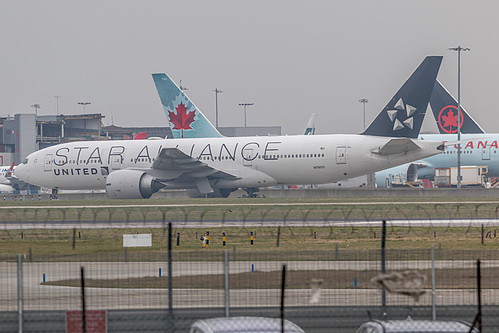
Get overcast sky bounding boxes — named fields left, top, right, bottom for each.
left=0, top=1, right=496, bottom=135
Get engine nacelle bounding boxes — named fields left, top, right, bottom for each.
left=105, top=170, right=163, bottom=199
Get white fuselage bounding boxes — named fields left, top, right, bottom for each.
left=15, top=134, right=442, bottom=191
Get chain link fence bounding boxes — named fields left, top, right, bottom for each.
left=0, top=203, right=496, bottom=332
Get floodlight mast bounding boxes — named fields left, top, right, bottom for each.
left=214, top=88, right=223, bottom=128
left=78, top=102, right=91, bottom=114
left=449, top=46, right=470, bottom=189
left=239, top=103, right=254, bottom=127
left=359, top=99, right=368, bottom=130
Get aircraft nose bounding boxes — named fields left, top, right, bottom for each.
left=14, top=163, right=28, bottom=181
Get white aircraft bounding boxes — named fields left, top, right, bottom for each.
left=15, top=56, right=447, bottom=199
left=0, top=164, right=15, bottom=192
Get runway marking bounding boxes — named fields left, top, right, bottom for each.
left=0, top=201, right=499, bottom=209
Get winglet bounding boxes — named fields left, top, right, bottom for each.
left=362, top=56, right=442, bottom=138
left=152, top=73, right=223, bottom=139
left=430, top=80, right=485, bottom=134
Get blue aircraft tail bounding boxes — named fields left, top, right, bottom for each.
left=361, top=56, right=442, bottom=138
left=152, top=73, right=223, bottom=138
left=430, top=80, right=484, bottom=134
left=304, top=113, right=317, bottom=135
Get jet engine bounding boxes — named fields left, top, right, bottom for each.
left=105, top=170, right=164, bottom=199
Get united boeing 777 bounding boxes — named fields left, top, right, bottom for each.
left=15, top=56, right=447, bottom=199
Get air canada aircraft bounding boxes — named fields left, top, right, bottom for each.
left=375, top=79, right=498, bottom=187
left=15, top=56, right=448, bottom=199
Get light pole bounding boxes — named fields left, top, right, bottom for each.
left=214, top=88, right=223, bottom=128
left=31, top=104, right=40, bottom=116
left=239, top=103, right=253, bottom=127
left=54, top=96, right=61, bottom=115
left=78, top=102, right=91, bottom=114
left=359, top=99, right=368, bottom=130
left=449, top=46, right=470, bottom=189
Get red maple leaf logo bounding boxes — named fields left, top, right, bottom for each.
left=438, top=105, right=463, bottom=134
left=441, top=110, right=458, bottom=128
left=168, top=102, right=196, bottom=130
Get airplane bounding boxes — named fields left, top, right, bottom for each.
left=15, top=56, right=447, bottom=199
left=0, top=163, right=39, bottom=193
left=375, top=79, right=496, bottom=188
left=0, top=164, right=15, bottom=192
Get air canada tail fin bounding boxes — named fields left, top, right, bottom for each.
left=133, top=132, right=147, bottom=140
left=430, top=80, right=485, bottom=134
left=361, top=56, right=442, bottom=138
left=152, top=73, right=223, bottom=138
left=304, top=113, right=317, bottom=135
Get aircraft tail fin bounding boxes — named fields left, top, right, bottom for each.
left=152, top=73, right=223, bottom=138
left=133, top=132, right=147, bottom=140
left=5, top=163, right=14, bottom=178
left=304, top=113, right=317, bottom=135
left=430, top=80, right=485, bottom=134
left=362, top=56, right=442, bottom=138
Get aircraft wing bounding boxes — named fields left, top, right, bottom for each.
left=151, top=148, right=240, bottom=182
left=371, top=138, right=421, bottom=156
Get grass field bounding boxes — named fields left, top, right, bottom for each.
left=0, top=196, right=498, bottom=255
left=1, top=225, right=498, bottom=257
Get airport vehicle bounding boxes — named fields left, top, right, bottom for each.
left=434, top=165, right=488, bottom=187
left=189, top=316, right=305, bottom=333
left=356, top=318, right=477, bottom=333
left=375, top=79, right=498, bottom=188
left=15, top=56, right=447, bottom=199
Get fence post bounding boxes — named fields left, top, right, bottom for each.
left=224, top=250, right=230, bottom=317
left=17, top=254, right=23, bottom=333
left=168, top=222, right=174, bottom=333
left=80, top=267, right=86, bottom=333
left=276, top=226, right=281, bottom=248
left=481, top=225, right=484, bottom=245
left=431, top=245, right=436, bottom=320
left=381, top=220, right=386, bottom=314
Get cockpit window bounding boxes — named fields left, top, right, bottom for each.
left=22, top=158, right=28, bottom=164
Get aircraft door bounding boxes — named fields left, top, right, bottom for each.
left=482, top=147, right=491, bottom=160
left=243, top=148, right=254, bottom=166
left=44, top=154, right=53, bottom=172
left=336, top=146, right=347, bottom=164
left=111, top=155, right=122, bottom=170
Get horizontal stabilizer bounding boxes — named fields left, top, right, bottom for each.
left=371, top=138, right=421, bottom=156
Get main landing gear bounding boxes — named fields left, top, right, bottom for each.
left=241, top=187, right=266, bottom=198
left=50, top=188, right=59, bottom=200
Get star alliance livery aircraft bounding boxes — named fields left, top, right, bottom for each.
left=16, top=56, right=447, bottom=199
left=375, top=79, right=497, bottom=187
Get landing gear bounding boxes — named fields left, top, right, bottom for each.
left=50, top=188, right=59, bottom=200
left=241, top=187, right=266, bottom=198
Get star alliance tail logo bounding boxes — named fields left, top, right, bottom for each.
left=438, top=105, right=463, bottom=134
left=386, top=98, right=416, bottom=131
